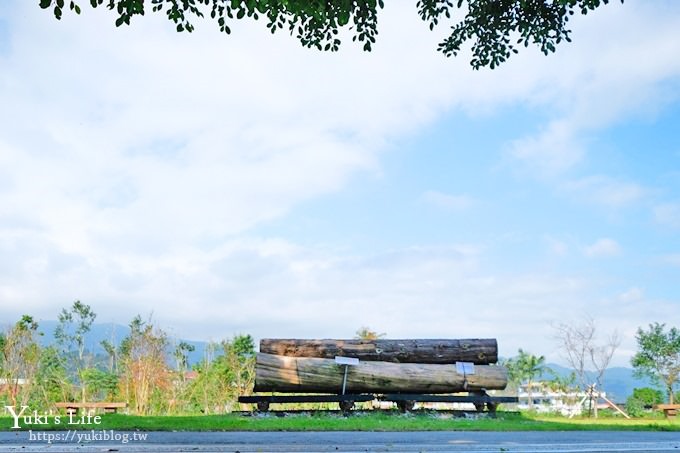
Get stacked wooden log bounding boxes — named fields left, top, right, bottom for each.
left=254, top=338, right=508, bottom=394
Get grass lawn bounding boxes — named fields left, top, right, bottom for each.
left=1, top=411, right=680, bottom=432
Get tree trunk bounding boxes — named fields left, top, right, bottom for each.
left=669, top=383, right=675, bottom=405
left=260, top=338, right=498, bottom=364
left=254, top=353, right=508, bottom=394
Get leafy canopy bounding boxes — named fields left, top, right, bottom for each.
left=38, top=0, right=623, bottom=69
left=631, top=323, right=680, bottom=404
left=506, top=348, right=550, bottom=384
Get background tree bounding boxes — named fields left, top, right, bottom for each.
left=168, top=340, right=196, bottom=413
left=81, top=368, right=120, bottom=402
left=100, top=339, right=118, bottom=373
left=29, top=346, right=71, bottom=409
left=545, top=370, right=579, bottom=410
left=505, top=349, right=550, bottom=410
left=631, top=323, right=680, bottom=404
left=189, top=341, right=222, bottom=414
left=499, top=356, right=521, bottom=393
left=188, top=334, right=255, bottom=413
left=625, top=387, right=663, bottom=418
left=55, top=300, right=97, bottom=401
left=119, top=315, right=171, bottom=415
left=0, top=316, right=42, bottom=407
left=354, top=326, right=386, bottom=341
left=553, top=316, right=620, bottom=416
left=37, top=0, right=623, bottom=69
left=221, top=334, right=256, bottom=411
left=174, top=341, right=195, bottom=375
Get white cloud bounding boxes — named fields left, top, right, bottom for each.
left=664, top=254, right=680, bottom=267
left=563, top=175, right=646, bottom=208
left=583, top=238, right=622, bottom=258
left=619, top=287, right=645, bottom=303
left=654, top=203, right=680, bottom=229
left=0, top=235, right=619, bottom=362
left=0, top=229, right=673, bottom=366
left=503, top=2, right=680, bottom=183
left=544, top=235, right=569, bottom=256
left=507, top=120, right=585, bottom=177
left=421, top=190, right=474, bottom=211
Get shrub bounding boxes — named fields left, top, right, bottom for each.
left=626, top=387, right=664, bottom=417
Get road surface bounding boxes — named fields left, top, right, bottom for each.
left=1, top=430, right=680, bottom=452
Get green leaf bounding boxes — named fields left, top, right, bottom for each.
left=39, top=0, right=52, bottom=8
left=338, top=10, right=349, bottom=26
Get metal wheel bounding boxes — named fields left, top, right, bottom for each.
left=339, top=400, right=354, bottom=413
left=256, top=401, right=270, bottom=412
left=397, top=400, right=415, bottom=413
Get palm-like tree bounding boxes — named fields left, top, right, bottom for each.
left=515, top=349, right=550, bottom=410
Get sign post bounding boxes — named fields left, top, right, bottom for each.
left=335, top=356, right=360, bottom=395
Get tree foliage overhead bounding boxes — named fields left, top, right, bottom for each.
left=38, top=0, right=623, bottom=69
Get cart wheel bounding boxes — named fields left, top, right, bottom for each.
left=397, top=400, right=415, bottom=413
left=256, top=401, right=270, bottom=412
left=339, top=400, right=354, bottom=413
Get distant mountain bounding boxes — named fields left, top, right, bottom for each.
left=37, top=320, right=209, bottom=369
left=37, top=320, right=129, bottom=352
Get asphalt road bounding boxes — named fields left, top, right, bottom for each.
left=1, top=431, right=680, bottom=452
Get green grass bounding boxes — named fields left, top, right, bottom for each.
left=2, top=411, right=680, bottom=432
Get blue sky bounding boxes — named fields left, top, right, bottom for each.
left=1, top=0, right=679, bottom=366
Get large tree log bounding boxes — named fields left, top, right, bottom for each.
left=254, top=353, right=508, bottom=394
left=259, top=338, right=498, bottom=364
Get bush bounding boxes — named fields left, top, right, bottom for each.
left=626, top=387, right=664, bottom=417
left=631, top=387, right=664, bottom=407
left=625, top=397, right=645, bottom=417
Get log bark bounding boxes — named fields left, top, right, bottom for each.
left=259, top=339, right=498, bottom=364
left=254, top=353, right=508, bottom=394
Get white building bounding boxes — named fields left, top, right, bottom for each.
left=516, top=382, right=606, bottom=416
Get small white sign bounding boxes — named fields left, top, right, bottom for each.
left=456, top=362, right=475, bottom=375
left=335, top=356, right=360, bottom=366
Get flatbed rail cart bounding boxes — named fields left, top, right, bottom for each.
left=238, top=391, right=518, bottom=414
